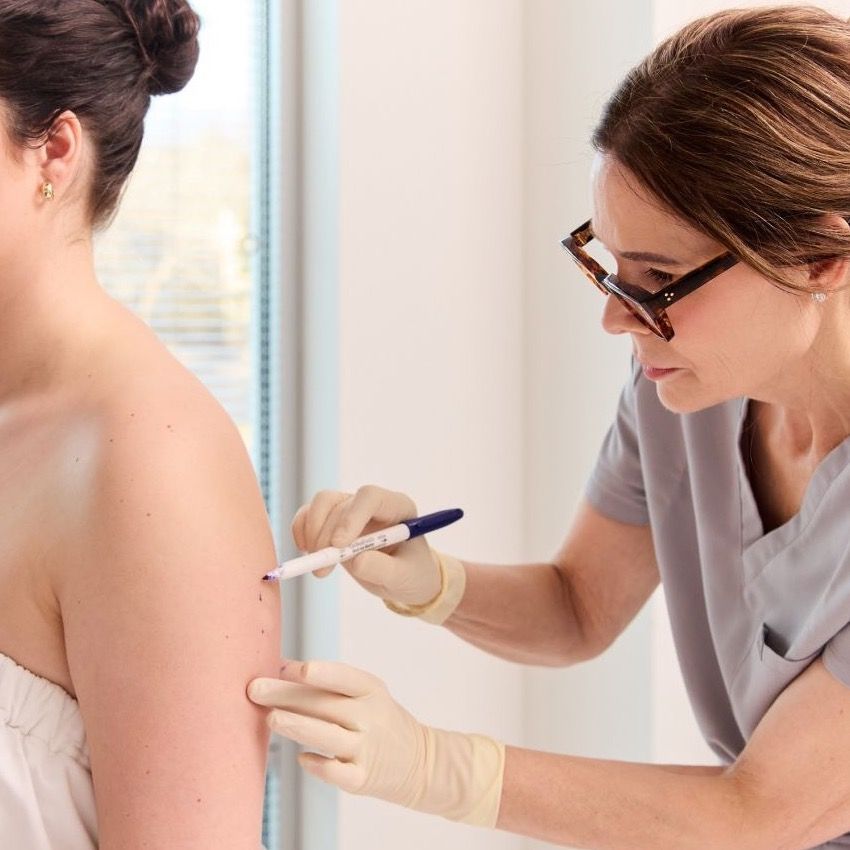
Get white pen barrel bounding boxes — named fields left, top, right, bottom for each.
left=336, top=522, right=411, bottom=561
left=278, top=523, right=413, bottom=580
left=280, top=547, right=340, bottom=579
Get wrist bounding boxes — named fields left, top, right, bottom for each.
left=384, top=550, right=466, bottom=625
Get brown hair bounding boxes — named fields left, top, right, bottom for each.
left=592, top=5, right=850, bottom=290
left=0, top=0, right=201, bottom=228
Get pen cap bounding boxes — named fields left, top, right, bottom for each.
left=402, top=508, right=464, bottom=540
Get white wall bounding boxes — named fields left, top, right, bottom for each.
left=334, top=2, right=525, bottom=849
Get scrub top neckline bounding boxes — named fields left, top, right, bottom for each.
left=737, top=396, right=850, bottom=573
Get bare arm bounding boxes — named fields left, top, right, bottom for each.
left=496, top=656, right=850, bottom=850
left=444, top=499, right=660, bottom=666
left=53, top=400, right=281, bottom=849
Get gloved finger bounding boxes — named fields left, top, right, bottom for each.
left=314, top=497, right=354, bottom=552
left=303, top=490, right=350, bottom=551
left=248, top=679, right=354, bottom=727
left=330, top=485, right=417, bottom=549
left=279, top=659, right=383, bottom=698
left=268, top=709, right=358, bottom=760
left=298, top=752, right=367, bottom=795
left=290, top=502, right=312, bottom=553
left=345, top=549, right=398, bottom=592
left=311, top=564, right=337, bottom=579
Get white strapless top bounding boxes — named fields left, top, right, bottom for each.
left=0, top=652, right=97, bottom=848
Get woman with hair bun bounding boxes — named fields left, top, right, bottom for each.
left=251, top=6, right=850, bottom=849
left=0, top=2, right=280, bottom=848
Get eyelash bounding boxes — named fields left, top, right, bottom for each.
left=645, top=268, right=675, bottom=284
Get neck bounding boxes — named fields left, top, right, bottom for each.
left=0, top=236, right=114, bottom=405
left=751, top=311, right=850, bottom=461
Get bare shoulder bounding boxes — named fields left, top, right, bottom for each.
left=97, top=354, right=259, bottom=511
left=50, top=334, right=273, bottom=586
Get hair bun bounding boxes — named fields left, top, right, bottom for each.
left=125, top=0, right=201, bottom=96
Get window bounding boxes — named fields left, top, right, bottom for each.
left=95, top=0, right=260, bottom=451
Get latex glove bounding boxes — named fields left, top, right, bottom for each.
left=291, top=486, right=447, bottom=609
left=247, top=660, right=505, bottom=827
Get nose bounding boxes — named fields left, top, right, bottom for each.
left=600, top=294, right=652, bottom=338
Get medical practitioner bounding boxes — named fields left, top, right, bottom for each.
left=251, top=7, right=850, bottom=848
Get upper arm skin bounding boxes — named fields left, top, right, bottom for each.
left=724, top=657, right=850, bottom=850
left=53, top=398, right=281, bottom=849
left=553, top=499, right=660, bottom=657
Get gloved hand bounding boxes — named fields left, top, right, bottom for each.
left=248, top=660, right=505, bottom=827
left=291, top=486, right=465, bottom=622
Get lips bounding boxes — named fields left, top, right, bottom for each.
left=636, top=358, right=680, bottom=371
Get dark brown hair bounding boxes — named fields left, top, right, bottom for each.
left=592, top=5, right=850, bottom=290
left=0, top=0, right=201, bottom=227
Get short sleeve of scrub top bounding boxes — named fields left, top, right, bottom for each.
left=585, top=358, right=850, bottom=850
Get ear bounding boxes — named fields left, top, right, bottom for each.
left=808, top=214, right=850, bottom=293
left=37, top=110, right=84, bottom=197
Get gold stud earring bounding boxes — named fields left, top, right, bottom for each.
left=41, top=182, right=55, bottom=201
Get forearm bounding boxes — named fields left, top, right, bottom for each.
left=443, top=560, right=592, bottom=666
left=498, top=747, right=766, bottom=850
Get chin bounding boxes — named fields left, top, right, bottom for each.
left=655, top=381, right=726, bottom=416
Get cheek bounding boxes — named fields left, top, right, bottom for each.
left=694, top=276, right=815, bottom=355
left=663, top=280, right=750, bottom=367
left=657, top=277, right=813, bottom=406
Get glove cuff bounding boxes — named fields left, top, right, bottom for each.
left=384, top=550, right=466, bottom=625
left=418, top=727, right=506, bottom=827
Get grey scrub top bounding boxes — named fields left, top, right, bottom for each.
left=586, top=359, right=850, bottom=849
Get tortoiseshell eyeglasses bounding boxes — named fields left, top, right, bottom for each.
left=561, top=219, right=739, bottom=341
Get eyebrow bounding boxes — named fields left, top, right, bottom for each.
left=619, top=250, right=683, bottom=266
left=589, top=220, right=683, bottom=266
